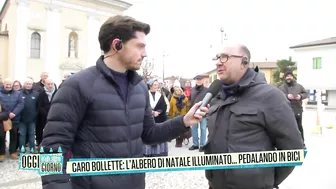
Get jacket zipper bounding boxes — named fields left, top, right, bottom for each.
left=125, top=85, right=133, bottom=184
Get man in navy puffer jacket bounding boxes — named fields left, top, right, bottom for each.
left=40, top=15, right=208, bottom=189
left=0, top=78, right=24, bottom=159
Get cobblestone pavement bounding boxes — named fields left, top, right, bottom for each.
left=0, top=109, right=335, bottom=189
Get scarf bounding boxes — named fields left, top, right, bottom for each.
left=222, top=68, right=254, bottom=99
left=44, top=86, right=55, bottom=102
left=174, top=95, right=185, bottom=111
left=149, top=91, right=161, bottom=109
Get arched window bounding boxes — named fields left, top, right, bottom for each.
left=30, top=32, right=41, bottom=59
left=68, top=31, right=78, bottom=58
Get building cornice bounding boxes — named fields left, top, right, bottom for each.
left=88, top=0, right=132, bottom=10
left=34, top=0, right=123, bottom=17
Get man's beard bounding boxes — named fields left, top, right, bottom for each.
left=120, top=56, right=141, bottom=71
left=286, top=79, right=293, bottom=84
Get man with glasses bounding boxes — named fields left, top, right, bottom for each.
left=204, top=44, right=304, bottom=189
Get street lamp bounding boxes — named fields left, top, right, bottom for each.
left=162, top=49, right=167, bottom=81
left=220, top=27, right=224, bottom=44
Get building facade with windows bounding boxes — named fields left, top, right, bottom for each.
left=290, top=37, right=336, bottom=107
left=0, top=0, right=131, bottom=84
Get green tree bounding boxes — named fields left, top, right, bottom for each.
left=272, top=57, right=297, bottom=86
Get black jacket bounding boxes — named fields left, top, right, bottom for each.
left=189, top=85, right=208, bottom=107
left=0, top=102, right=10, bottom=138
left=20, top=89, right=39, bottom=123
left=40, top=56, right=189, bottom=189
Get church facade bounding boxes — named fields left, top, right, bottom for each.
left=0, top=0, right=132, bottom=84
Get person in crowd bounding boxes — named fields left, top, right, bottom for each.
left=278, top=70, right=308, bottom=148
left=0, top=74, right=3, bottom=89
left=33, top=72, right=49, bottom=92
left=27, top=75, right=34, bottom=82
left=12, top=80, right=23, bottom=149
left=39, top=15, right=208, bottom=189
left=189, top=75, right=208, bottom=152
left=168, top=83, right=190, bottom=147
left=13, top=80, right=22, bottom=91
left=0, top=100, right=10, bottom=161
left=159, top=80, right=170, bottom=100
left=19, top=78, right=39, bottom=153
left=205, top=44, right=304, bottom=189
left=0, top=78, right=24, bottom=159
left=58, top=72, right=71, bottom=88
left=143, top=79, right=169, bottom=157
left=36, top=78, right=57, bottom=146
left=183, top=80, right=192, bottom=100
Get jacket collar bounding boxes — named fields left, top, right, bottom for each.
left=95, top=55, right=143, bottom=85
left=219, top=68, right=258, bottom=99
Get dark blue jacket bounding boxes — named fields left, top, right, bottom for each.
left=0, top=89, right=24, bottom=123
left=41, top=56, right=189, bottom=189
left=20, top=89, right=39, bottom=123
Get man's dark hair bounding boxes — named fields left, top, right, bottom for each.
left=98, top=15, right=150, bottom=53
left=239, top=45, right=251, bottom=62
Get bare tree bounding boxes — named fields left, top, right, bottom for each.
left=141, top=58, right=155, bottom=82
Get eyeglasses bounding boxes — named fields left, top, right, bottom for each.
left=213, top=53, right=244, bottom=63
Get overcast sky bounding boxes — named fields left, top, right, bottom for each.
left=1, top=0, right=336, bottom=78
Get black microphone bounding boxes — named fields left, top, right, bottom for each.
left=195, top=79, right=222, bottom=114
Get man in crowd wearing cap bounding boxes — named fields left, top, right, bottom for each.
left=278, top=70, right=308, bottom=148
left=189, top=75, right=208, bottom=152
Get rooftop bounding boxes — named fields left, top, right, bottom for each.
left=290, top=37, right=336, bottom=49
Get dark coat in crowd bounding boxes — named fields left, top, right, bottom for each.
left=40, top=56, right=189, bottom=189
left=0, top=102, right=10, bottom=138
left=37, top=88, right=57, bottom=130
left=0, top=89, right=24, bottom=124
left=149, top=91, right=168, bottom=123
left=20, top=89, right=39, bottom=123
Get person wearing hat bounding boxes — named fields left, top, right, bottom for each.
left=168, top=81, right=190, bottom=147
left=189, top=74, right=208, bottom=152
left=143, top=79, right=169, bottom=157
left=278, top=70, right=307, bottom=147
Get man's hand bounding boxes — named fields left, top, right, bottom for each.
left=9, top=113, right=15, bottom=119
left=295, top=95, right=301, bottom=100
left=183, top=101, right=209, bottom=127
left=287, top=94, right=294, bottom=100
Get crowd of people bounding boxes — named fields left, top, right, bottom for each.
left=0, top=69, right=209, bottom=161
left=0, top=72, right=69, bottom=161
left=143, top=74, right=209, bottom=157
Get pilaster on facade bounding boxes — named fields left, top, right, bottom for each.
left=16, top=0, right=29, bottom=6
left=45, top=3, right=62, bottom=13
left=87, top=12, right=101, bottom=22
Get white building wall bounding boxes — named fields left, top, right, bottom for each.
left=291, top=44, right=336, bottom=107
left=292, top=44, right=336, bottom=90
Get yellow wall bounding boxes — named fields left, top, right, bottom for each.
left=259, top=68, right=276, bottom=84
left=1, top=0, right=17, bottom=79
left=0, top=34, right=9, bottom=78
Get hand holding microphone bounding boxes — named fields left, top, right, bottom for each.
left=183, top=80, right=222, bottom=127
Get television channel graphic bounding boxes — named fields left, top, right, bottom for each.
left=19, top=146, right=64, bottom=175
